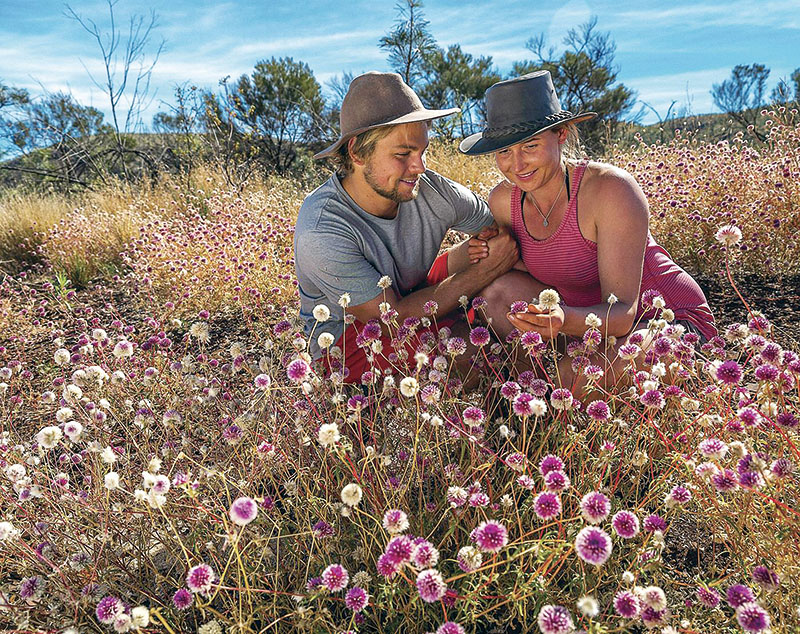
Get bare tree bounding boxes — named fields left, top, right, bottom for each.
left=65, top=0, right=164, bottom=181
left=711, top=64, right=770, bottom=141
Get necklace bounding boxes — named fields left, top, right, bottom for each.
left=529, top=170, right=567, bottom=228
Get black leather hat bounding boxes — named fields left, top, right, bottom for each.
left=459, top=70, right=596, bottom=156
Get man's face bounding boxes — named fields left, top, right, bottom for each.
left=362, top=122, right=429, bottom=204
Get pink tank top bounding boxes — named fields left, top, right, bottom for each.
left=511, top=160, right=716, bottom=339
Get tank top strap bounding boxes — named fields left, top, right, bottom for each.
left=510, top=184, right=523, bottom=234
left=569, top=159, right=589, bottom=202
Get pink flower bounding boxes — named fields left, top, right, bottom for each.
left=416, top=569, right=447, bottom=603
left=172, top=588, right=193, bottom=609
left=469, top=327, right=490, bottom=346
left=345, top=586, right=369, bottom=611
left=321, top=563, right=349, bottom=592
left=580, top=491, right=610, bottom=524
left=536, top=604, right=574, bottom=634
left=533, top=492, right=562, bottom=520
left=470, top=520, right=509, bottom=553
left=611, top=510, right=640, bottom=538
left=613, top=590, right=640, bottom=618
left=538, top=454, right=564, bottom=476
left=286, top=358, right=310, bottom=382
left=186, top=563, right=216, bottom=594
left=229, top=496, right=258, bottom=526
left=96, top=596, right=124, bottom=624
left=575, top=526, right=613, bottom=566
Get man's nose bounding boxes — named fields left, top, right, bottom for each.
left=409, top=152, right=426, bottom=174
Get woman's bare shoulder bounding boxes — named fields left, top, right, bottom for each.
left=488, top=181, right=514, bottom=226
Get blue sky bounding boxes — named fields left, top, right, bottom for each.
left=1, top=0, right=798, bottom=130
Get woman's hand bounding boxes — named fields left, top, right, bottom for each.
left=507, top=302, right=565, bottom=340
left=468, top=223, right=500, bottom=264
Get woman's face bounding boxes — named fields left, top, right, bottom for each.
left=494, top=128, right=566, bottom=191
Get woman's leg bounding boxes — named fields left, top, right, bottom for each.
left=479, top=270, right=549, bottom=340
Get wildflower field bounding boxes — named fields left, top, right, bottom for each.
left=1, top=108, right=799, bottom=634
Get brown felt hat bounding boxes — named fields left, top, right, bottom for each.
left=314, top=71, right=459, bottom=159
left=459, top=70, right=597, bottom=156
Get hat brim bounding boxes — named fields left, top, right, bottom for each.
left=314, top=107, right=460, bottom=159
left=459, top=112, right=597, bottom=156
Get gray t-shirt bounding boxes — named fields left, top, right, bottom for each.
left=295, top=169, right=493, bottom=358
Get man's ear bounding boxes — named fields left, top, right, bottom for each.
left=348, top=137, right=365, bottom=167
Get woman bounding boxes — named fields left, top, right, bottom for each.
left=459, top=71, right=716, bottom=389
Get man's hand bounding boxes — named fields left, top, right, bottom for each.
left=507, top=302, right=565, bottom=340
left=476, top=228, right=518, bottom=276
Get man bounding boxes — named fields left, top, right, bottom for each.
left=294, top=71, right=518, bottom=382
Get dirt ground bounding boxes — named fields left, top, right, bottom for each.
left=696, top=272, right=800, bottom=344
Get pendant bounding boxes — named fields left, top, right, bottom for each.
left=542, top=219, right=549, bottom=227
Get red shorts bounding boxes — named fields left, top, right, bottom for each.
left=330, top=252, right=454, bottom=383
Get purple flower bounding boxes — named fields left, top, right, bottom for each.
left=469, top=327, right=490, bottom=347
left=312, top=520, right=334, bottom=539
left=575, top=526, right=613, bottom=566
left=696, top=585, right=721, bottom=608
left=436, top=622, right=466, bottom=634
left=550, top=388, right=573, bottom=411
left=385, top=535, right=414, bottom=565
left=412, top=540, right=440, bottom=569
left=727, top=584, right=756, bottom=608
left=736, top=602, right=771, bottom=633
left=776, top=412, right=798, bottom=429
left=321, top=563, right=349, bottom=592
left=536, top=604, right=574, bottom=634
left=752, top=565, right=780, bottom=592
left=533, top=492, right=562, bottom=520
left=306, top=576, right=323, bottom=591
left=539, top=454, right=564, bottom=476
left=716, top=360, right=743, bottom=384
left=376, top=553, right=399, bottom=579
left=286, top=358, right=310, bottom=382
left=382, top=509, right=409, bottom=535
left=510, top=301, right=528, bottom=314
left=640, top=606, right=669, bottom=628
left=712, top=469, right=739, bottom=493
left=172, top=588, right=193, bottom=609
left=667, top=484, right=692, bottom=506
left=580, top=491, right=610, bottom=524
left=613, top=590, right=640, bottom=618
left=544, top=470, right=570, bottom=492
left=345, top=586, right=369, bottom=611
left=512, top=392, right=540, bottom=417
left=754, top=364, right=779, bottom=381
left=186, top=564, right=216, bottom=594
left=500, top=381, right=521, bottom=399
left=611, top=510, right=640, bottom=539
left=640, top=389, right=665, bottom=409
left=698, top=437, right=728, bottom=460
left=229, top=496, right=258, bottom=526
left=586, top=399, right=610, bottom=421
left=470, top=520, right=509, bottom=553
left=462, top=406, right=485, bottom=427
left=96, top=595, right=124, bottom=624
left=416, top=569, right=447, bottom=602
left=771, top=458, right=794, bottom=478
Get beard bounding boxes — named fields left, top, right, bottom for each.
left=364, top=163, right=420, bottom=204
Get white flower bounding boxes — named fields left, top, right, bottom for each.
left=622, top=570, right=635, bottom=584
left=130, top=606, right=150, bottom=628
left=338, top=293, right=351, bottom=308
left=112, top=339, right=135, bottom=358
left=458, top=295, right=468, bottom=308
left=101, top=446, right=117, bottom=464
left=189, top=322, right=210, bottom=344
left=198, top=620, right=223, bottom=634
left=537, top=289, right=561, bottom=309
left=104, top=472, right=121, bottom=490
left=662, top=308, right=675, bottom=322
left=607, top=293, right=618, bottom=305
left=63, top=421, right=83, bottom=441
left=585, top=313, right=602, bottom=328
left=63, top=384, right=82, bottom=403
left=0, top=521, right=19, bottom=541
left=318, top=422, right=340, bottom=447
left=40, top=390, right=57, bottom=404
left=341, top=483, right=363, bottom=507
left=399, top=376, right=419, bottom=398
left=54, top=348, right=71, bottom=366
left=36, top=425, right=63, bottom=449
left=715, top=224, right=742, bottom=247
left=377, top=275, right=392, bottom=289
left=312, top=304, right=331, bottom=322
left=92, top=328, right=108, bottom=341
left=653, top=295, right=666, bottom=310
left=577, top=595, right=600, bottom=617
left=147, top=488, right=167, bottom=509
left=530, top=399, right=548, bottom=417
left=56, top=407, right=73, bottom=423
left=318, top=332, right=335, bottom=349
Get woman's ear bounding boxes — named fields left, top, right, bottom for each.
left=556, top=127, right=568, bottom=145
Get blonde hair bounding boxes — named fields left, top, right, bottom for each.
left=333, top=126, right=396, bottom=176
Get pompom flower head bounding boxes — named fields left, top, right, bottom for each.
left=321, top=563, right=349, bottom=592
left=536, top=604, right=574, bottom=634
left=186, top=563, right=216, bottom=594
left=575, top=526, right=613, bottom=566
left=470, top=520, right=509, bottom=553
left=229, top=496, right=258, bottom=526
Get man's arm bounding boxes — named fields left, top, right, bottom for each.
left=348, top=229, right=519, bottom=326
